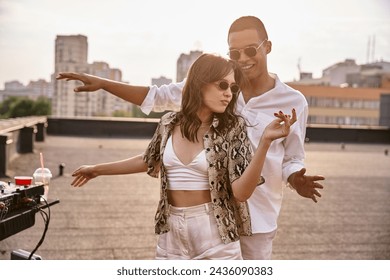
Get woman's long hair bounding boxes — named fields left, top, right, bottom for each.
left=177, top=53, right=247, bottom=142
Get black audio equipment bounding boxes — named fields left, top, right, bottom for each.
left=0, top=183, right=45, bottom=241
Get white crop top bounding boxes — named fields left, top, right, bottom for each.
left=163, top=135, right=210, bottom=191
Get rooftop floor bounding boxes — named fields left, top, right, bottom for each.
left=1, top=136, right=389, bottom=260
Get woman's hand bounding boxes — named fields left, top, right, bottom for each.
left=56, top=72, right=104, bottom=92
left=71, top=165, right=98, bottom=187
left=262, top=109, right=297, bottom=142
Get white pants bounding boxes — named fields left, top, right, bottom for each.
left=239, top=229, right=277, bottom=260
left=155, top=203, right=242, bottom=260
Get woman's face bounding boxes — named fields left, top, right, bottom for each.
left=199, top=71, right=237, bottom=116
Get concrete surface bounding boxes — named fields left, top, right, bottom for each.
left=1, top=135, right=389, bottom=260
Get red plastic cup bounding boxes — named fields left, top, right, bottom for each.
left=14, top=176, right=33, bottom=186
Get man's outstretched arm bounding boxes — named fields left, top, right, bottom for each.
left=56, top=72, right=149, bottom=106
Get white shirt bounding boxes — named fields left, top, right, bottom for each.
left=140, top=74, right=308, bottom=233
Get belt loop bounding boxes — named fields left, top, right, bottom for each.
left=205, top=202, right=210, bottom=213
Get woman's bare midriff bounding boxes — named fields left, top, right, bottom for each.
left=167, top=189, right=211, bottom=207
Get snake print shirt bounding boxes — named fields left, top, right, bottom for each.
left=142, top=112, right=264, bottom=244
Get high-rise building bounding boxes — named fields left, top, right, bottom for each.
left=53, top=35, right=132, bottom=117
left=55, top=35, right=88, bottom=69
left=176, top=50, right=202, bottom=82
left=53, top=35, right=88, bottom=117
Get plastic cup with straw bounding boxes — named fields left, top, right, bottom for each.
left=33, top=153, right=52, bottom=201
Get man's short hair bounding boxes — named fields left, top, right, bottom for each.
left=228, top=16, right=268, bottom=41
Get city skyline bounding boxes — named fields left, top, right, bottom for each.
left=1, top=0, right=389, bottom=90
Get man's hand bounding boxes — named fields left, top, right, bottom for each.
left=288, top=168, right=325, bottom=203
left=56, top=72, right=104, bottom=92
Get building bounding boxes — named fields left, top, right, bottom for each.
left=28, top=79, right=53, bottom=98
left=321, top=59, right=361, bottom=87
left=176, top=50, right=202, bottom=82
left=54, top=35, right=88, bottom=69
left=53, top=35, right=87, bottom=117
left=294, top=58, right=390, bottom=89
left=288, top=58, right=390, bottom=127
left=0, top=79, right=52, bottom=102
left=288, top=83, right=390, bottom=126
left=152, top=76, right=172, bottom=87
left=53, top=35, right=133, bottom=117
left=346, top=61, right=390, bottom=88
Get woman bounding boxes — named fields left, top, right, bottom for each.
left=70, top=53, right=296, bottom=259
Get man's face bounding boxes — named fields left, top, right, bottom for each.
left=228, top=29, right=269, bottom=81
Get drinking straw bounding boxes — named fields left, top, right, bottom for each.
left=40, top=152, right=45, bottom=171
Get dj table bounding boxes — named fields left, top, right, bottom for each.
left=0, top=198, right=59, bottom=241
left=1, top=182, right=59, bottom=259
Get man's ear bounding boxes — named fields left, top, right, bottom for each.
left=265, top=40, right=272, bottom=54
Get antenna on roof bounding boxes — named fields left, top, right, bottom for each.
left=366, top=36, right=371, bottom=64
left=297, top=57, right=302, bottom=79
left=366, top=35, right=376, bottom=64
left=371, top=35, right=375, bottom=63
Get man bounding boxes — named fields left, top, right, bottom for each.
left=57, top=16, right=325, bottom=260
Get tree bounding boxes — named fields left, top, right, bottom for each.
left=0, top=96, right=19, bottom=118
left=9, top=98, right=35, bottom=117
left=32, top=97, right=51, bottom=115
left=0, top=96, right=51, bottom=118
left=132, top=106, right=167, bottom=118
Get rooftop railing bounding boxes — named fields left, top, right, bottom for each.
left=0, top=116, right=47, bottom=177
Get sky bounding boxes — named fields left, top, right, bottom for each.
left=0, top=0, right=389, bottom=90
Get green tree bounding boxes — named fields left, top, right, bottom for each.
left=9, top=98, right=35, bottom=117
left=0, top=96, right=20, bottom=118
left=132, top=106, right=167, bottom=118
left=0, top=96, right=51, bottom=118
left=112, top=110, right=132, bottom=117
left=32, top=97, right=51, bottom=115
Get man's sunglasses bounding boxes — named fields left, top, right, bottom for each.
left=228, top=39, right=267, bottom=61
left=215, top=80, right=240, bottom=94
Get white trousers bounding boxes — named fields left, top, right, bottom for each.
left=155, top=203, right=242, bottom=260
left=239, top=229, right=277, bottom=260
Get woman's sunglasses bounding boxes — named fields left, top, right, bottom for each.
left=215, top=81, right=240, bottom=94
left=228, top=39, right=267, bottom=61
